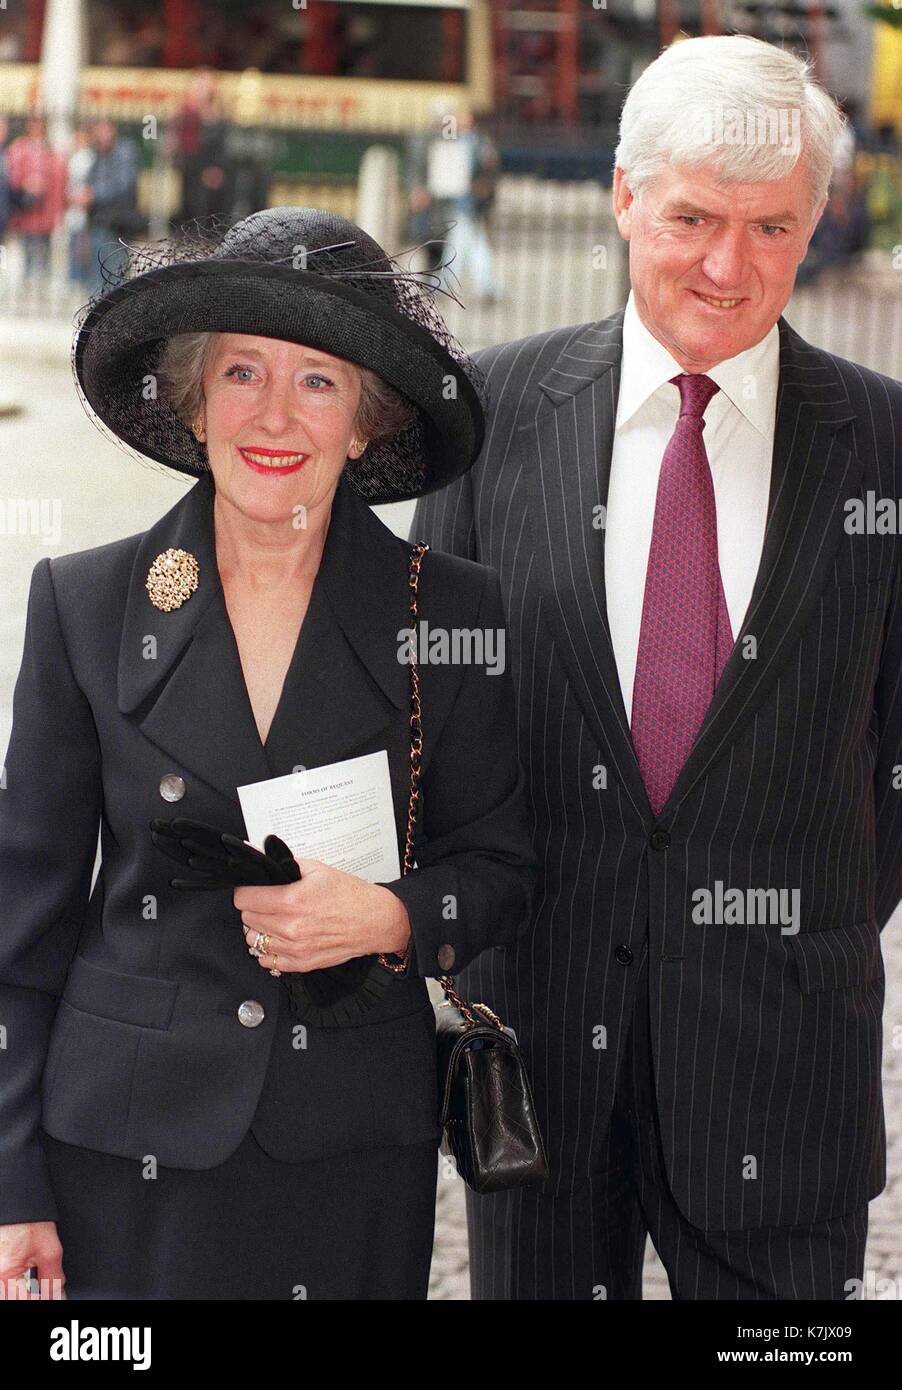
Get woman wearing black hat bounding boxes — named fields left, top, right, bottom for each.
left=0, top=208, right=537, bottom=1300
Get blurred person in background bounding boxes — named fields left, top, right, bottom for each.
left=797, top=95, right=872, bottom=285
left=796, top=175, right=872, bottom=285
left=169, top=70, right=233, bottom=227
left=430, top=108, right=500, bottom=303
left=0, top=118, right=11, bottom=250
left=5, top=116, right=66, bottom=289
left=77, top=119, right=140, bottom=295
left=407, top=102, right=501, bottom=303
left=470, top=117, right=501, bottom=249
left=65, top=125, right=96, bottom=290
left=404, top=101, right=451, bottom=275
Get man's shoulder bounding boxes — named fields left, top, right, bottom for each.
left=472, top=313, right=622, bottom=394
left=782, top=320, right=902, bottom=413
left=826, top=349, right=902, bottom=414
left=782, top=328, right=902, bottom=496
left=400, top=530, right=494, bottom=608
left=389, top=520, right=499, bottom=622
left=811, top=341, right=902, bottom=486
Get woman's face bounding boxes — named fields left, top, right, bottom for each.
left=199, top=333, right=365, bottom=525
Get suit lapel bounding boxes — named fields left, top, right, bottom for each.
left=518, top=311, right=653, bottom=822
left=519, top=310, right=861, bottom=827
left=118, top=471, right=409, bottom=809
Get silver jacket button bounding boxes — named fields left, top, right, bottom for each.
left=237, top=1000, right=265, bottom=1028
left=159, top=774, right=186, bottom=802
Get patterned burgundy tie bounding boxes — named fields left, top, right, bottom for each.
left=630, top=373, right=734, bottom=817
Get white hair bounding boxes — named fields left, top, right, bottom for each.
left=614, top=35, right=846, bottom=215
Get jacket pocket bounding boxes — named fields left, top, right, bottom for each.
left=789, top=919, right=883, bottom=994
left=821, top=576, right=888, bottom=617
left=60, top=953, right=179, bottom=1029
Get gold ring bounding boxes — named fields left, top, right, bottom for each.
left=269, top=953, right=281, bottom=978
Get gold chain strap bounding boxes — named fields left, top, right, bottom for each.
left=377, top=542, right=428, bottom=975
left=377, top=543, right=504, bottom=1036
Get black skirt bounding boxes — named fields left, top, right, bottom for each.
left=42, top=1124, right=438, bottom=1300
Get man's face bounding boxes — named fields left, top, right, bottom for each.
left=612, top=157, right=825, bottom=372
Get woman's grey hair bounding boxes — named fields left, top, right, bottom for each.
left=613, top=34, right=846, bottom=216
left=156, top=331, right=416, bottom=454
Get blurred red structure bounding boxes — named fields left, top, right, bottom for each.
left=490, top=0, right=837, bottom=128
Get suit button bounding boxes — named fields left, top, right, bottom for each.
left=649, top=829, right=670, bottom=850
left=237, top=1000, right=265, bottom=1028
left=615, top=945, right=633, bottom=966
left=437, top=943, right=455, bottom=971
left=159, top=774, right=186, bottom=802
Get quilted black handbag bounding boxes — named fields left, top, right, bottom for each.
left=434, top=985, right=549, bottom=1193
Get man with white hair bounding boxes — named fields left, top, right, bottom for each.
left=413, top=34, right=901, bottom=1300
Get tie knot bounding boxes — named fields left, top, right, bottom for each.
left=671, top=373, right=720, bottom=421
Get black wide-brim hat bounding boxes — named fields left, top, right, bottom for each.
left=72, top=207, right=486, bottom=504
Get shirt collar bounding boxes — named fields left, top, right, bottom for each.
left=615, top=290, right=779, bottom=439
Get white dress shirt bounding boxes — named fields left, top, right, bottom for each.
left=604, top=291, right=779, bottom=724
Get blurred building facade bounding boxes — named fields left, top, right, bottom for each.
left=0, top=1, right=898, bottom=367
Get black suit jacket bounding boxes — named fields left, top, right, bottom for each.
left=412, top=310, right=901, bottom=1231
left=0, top=470, right=536, bottom=1224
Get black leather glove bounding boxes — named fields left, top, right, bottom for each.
left=150, top=816, right=300, bottom=889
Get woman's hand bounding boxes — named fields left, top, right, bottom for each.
left=234, top=859, right=411, bottom=973
left=0, top=1221, right=65, bottom=1299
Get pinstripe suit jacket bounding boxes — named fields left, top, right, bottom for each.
left=412, top=308, right=901, bottom=1231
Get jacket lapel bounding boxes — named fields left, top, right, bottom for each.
left=519, top=310, right=653, bottom=822
left=519, top=310, right=862, bottom=827
left=118, top=471, right=409, bottom=810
